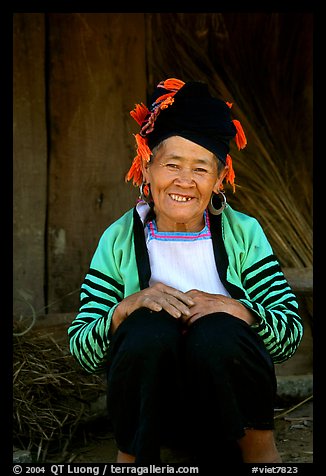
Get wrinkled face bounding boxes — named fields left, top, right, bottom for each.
left=142, top=136, right=227, bottom=232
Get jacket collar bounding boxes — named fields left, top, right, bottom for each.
left=133, top=206, right=245, bottom=298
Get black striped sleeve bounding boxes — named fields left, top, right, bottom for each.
left=239, top=255, right=304, bottom=363
left=67, top=269, right=124, bottom=373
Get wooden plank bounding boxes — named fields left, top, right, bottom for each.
left=13, top=13, right=47, bottom=316
left=282, top=267, right=313, bottom=295
left=47, top=13, right=146, bottom=312
left=33, top=312, right=76, bottom=328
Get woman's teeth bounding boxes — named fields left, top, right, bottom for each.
left=170, top=194, right=192, bottom=202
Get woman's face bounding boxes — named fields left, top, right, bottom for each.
left=142, top=136, right=227, bottom=232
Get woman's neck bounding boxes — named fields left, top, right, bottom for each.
left=155, top=212, right=206, bottom=233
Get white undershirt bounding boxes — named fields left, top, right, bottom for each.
left=136, top=201, right=230, bottom=296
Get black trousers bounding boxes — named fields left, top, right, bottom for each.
left=106, top=308, right=277, bottom=464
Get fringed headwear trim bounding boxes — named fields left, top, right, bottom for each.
left=126, top=78, right=247, bottom=191
left=126, top=78, right=184, bottom=187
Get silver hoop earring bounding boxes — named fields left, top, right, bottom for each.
left=208, top=191, right=227, bottom=215
left=140, top=182, right=152, bottom=203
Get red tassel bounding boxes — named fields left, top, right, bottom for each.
left=233, top=119, right=247, bottom=150
left=153, top=95, right=175, bottom=108
left=225, top=102, right=247, bottom=150
left=225, top=154, right=236, bottom=193
left=143, top=183, right=150, bottom=198
left=130, top=103, right=150, bottom=126
left=154, top=78, right=185, bottom=105
left=162, top=78, right=185, bottom=91
left=125, top=134, right=152, bottom=186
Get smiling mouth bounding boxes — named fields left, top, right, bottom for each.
left=169, top=193, right=193, bottom=202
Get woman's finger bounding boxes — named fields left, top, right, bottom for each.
left=155, top=284, right=195, bottom=306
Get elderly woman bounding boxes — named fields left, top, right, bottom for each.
left=68, top=79, right=303, bottom=465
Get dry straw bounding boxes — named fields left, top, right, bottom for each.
left=13, top=322, right=106, bottom=462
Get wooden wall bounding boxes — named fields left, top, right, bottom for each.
left=13, top=13, right=146, bottom=315
left=13, top=14, right=47, bottom=316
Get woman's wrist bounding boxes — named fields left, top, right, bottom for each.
left=109, top=304, right=126, bottom=335
left=234, top=301, right=256, bottom=325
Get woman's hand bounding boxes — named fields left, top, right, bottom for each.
left=110, top=283, right=195, bottom=334
left=181, top=289, right=256, bottom=326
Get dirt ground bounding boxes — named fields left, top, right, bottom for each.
left=60, top=398, right=313, bottom=465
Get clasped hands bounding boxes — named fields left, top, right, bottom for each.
left=112, top=283, right=255, bottom=333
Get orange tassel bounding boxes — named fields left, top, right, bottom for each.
left=125, top=134, right=152, bottom=186
left=160, top=97, right=175, bottom=109
left=154, top=94, right=176, bottom=106
left=225, top=154, right=236, bottom=193
left=162, top=78, right=185, bottom=91
left=233, top=119, right=247, bottom=150
left=125, top=156, right=142, bottom=186
left=135, top=133, right=152, bottom=163
left=143, top=183, right=150, bottom=198
left=130, top=102, right=150, bottom=126
left=225, top=102, right=247, bottom=150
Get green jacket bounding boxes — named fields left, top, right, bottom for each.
left=68, top=204, right=303, bottom=373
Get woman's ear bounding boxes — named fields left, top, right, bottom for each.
left=213, top=165, right=229, bottom=193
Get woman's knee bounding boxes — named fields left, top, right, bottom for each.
left=184, top=312, right=247, bottom=363
left=183, top=312, right=275, bottom=392
left=110, top=307, right=181, bottom=360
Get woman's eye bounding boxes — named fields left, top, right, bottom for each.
left=195, top=168, right=208, bottom=173
left=166, top=163, right=179, bottom=169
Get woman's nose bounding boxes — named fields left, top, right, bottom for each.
left=173, top=168, right=195, bottom=185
